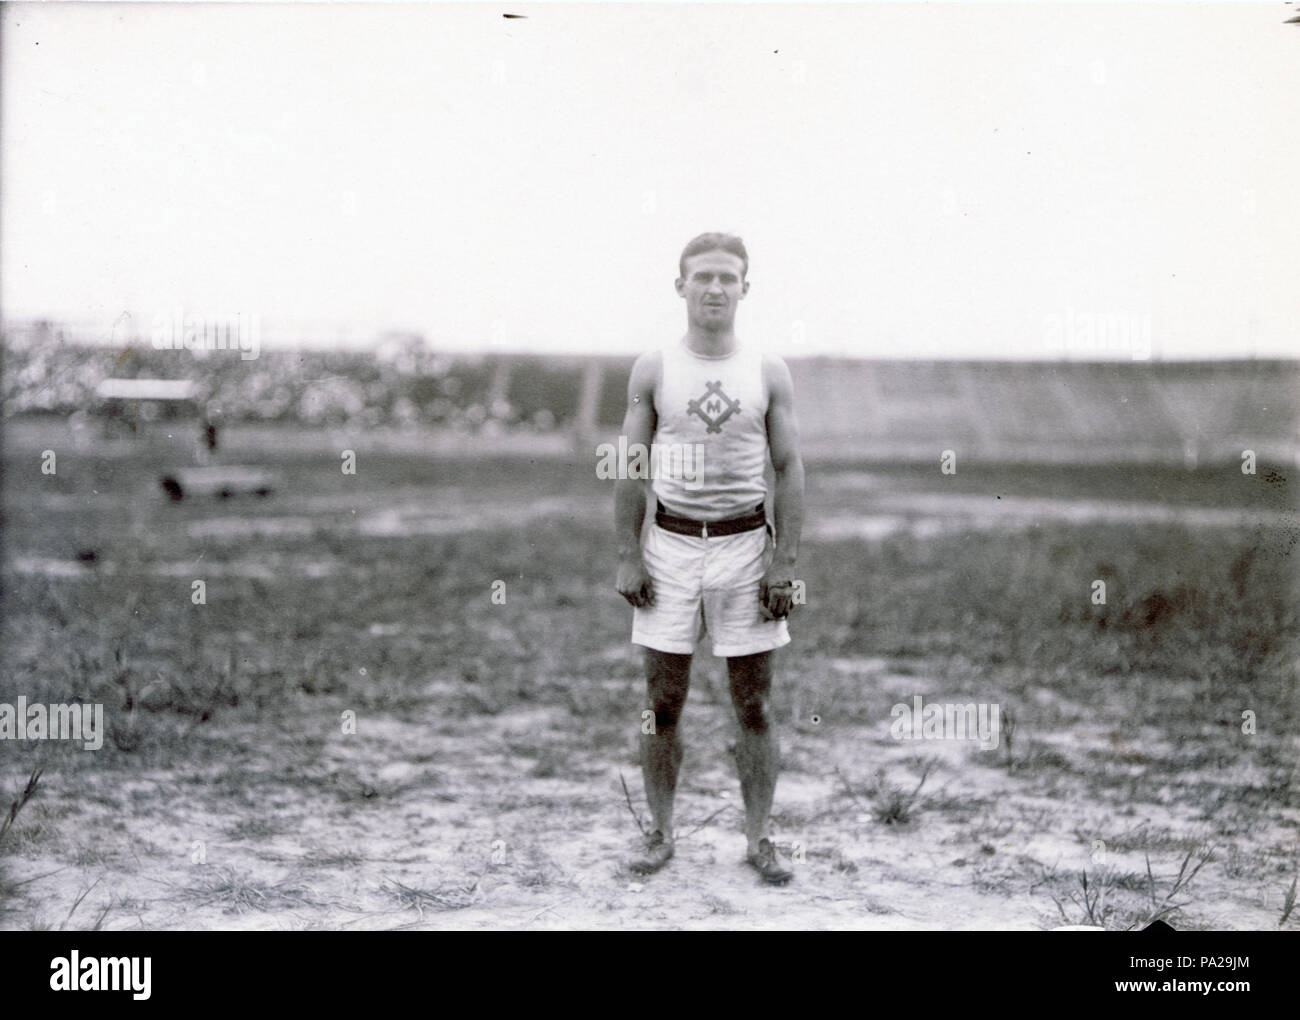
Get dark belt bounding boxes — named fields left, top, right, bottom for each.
left=654, top=502, right=766, bottom=539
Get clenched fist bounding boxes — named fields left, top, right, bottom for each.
left=759, top=567, right=796, bottom=621
left=616, top=555, right=655, bottom=608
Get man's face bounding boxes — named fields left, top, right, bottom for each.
left=676, top=250, right=748, bottom=331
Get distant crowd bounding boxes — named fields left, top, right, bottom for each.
left=2, top=323, right=599, bottom=431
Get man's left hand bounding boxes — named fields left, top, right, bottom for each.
left=759, top=567, right=796, bottom=621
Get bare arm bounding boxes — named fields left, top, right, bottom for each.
left=760, top=354, right=805, bottom=618
left=614, top=351, right=660, bottom=607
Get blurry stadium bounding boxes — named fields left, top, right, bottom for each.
left=5, top=318, right=1296, bottom=466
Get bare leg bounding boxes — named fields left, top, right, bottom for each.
left=629, top=647, right=691, bottom=873
left=727, top=650, right=782, bottom=857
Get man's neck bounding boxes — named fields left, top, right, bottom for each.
left=683, top=326, right=737, bottom=358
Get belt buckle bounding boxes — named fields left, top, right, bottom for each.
left=701, top=520, right=708, bottom=539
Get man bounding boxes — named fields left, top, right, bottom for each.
left=614, top=232, right=805, bottom=885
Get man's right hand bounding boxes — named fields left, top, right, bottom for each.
left=616, top=556, right=655, bottom=608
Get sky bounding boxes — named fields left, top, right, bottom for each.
left=3, top=2, right=1298, bottom=359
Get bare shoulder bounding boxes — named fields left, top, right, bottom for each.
left=626, top=349, right=662, bottom=407
left=629, top=349, right=661, bottom=390
left=761, top=352, right=795, bottom=402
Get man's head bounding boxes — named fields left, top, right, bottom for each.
left=676, top=232, right=749, bottom=332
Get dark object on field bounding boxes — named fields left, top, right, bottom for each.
left=1117, top=586, right=1200, bottom=632
left=75, top=549, right=98, bottom=563
left=204, top=419, right=219, bottom=451
left=160, top=466, right=278, bottom=501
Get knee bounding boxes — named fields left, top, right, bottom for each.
left=733, top=695, right=771, bottom=733
left=649, top=689, right=686, bottom=729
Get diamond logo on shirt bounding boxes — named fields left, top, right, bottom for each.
left=687, top=380, right=740, bottom=434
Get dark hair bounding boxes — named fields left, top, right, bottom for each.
left=679, top=232, right=748, bottom=279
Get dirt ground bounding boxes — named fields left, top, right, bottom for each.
left=1, top=424, right=1296, bottom=930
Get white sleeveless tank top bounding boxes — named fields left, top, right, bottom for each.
left=651, top=338, right=769, bottom=521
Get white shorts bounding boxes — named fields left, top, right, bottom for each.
left=631, top=519, right=792, bottom=658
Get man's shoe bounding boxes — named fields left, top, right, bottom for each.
left=628, top=830, right=674, bottom=875
left=746, top=838, right=794, bottom=885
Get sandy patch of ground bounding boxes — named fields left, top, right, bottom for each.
left=3, top=657, right=1293, bottom=930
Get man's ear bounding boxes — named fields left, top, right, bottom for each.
left=741, top=279, right=750, bottom=298
left=675, top=277, right=686, bottom=297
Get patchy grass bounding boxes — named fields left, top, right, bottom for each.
left=2, top=426, right=1296, bottom=929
